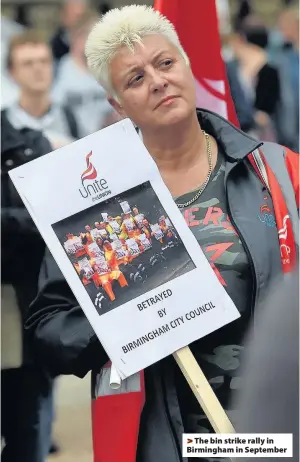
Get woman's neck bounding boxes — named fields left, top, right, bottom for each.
left=141, top=112, right=218, bottom=197
left=142, top=112, right=206, bottom=174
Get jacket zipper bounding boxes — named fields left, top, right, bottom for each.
left=225, top=168, right=259, bottom=316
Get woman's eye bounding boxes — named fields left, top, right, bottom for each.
left=128, top=74, right=143, bottom=87
left=161, top=59, right=173, bottom=67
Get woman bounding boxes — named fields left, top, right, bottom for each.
left=26, top=5, right=298, bottom=462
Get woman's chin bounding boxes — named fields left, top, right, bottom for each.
left=157, top=105, right=194, bottom=127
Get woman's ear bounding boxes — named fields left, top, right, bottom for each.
left=107, top=96, right=127, bottom=119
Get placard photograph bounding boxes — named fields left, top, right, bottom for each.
left=52, top=181, right=196, bottom=315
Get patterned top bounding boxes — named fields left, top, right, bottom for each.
left=174, top=146, right=276, bottom=461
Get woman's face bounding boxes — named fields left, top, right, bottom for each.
left=109, top=34, right=196, bottom=132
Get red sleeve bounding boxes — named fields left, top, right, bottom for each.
left=283, top=146, right=299, bottom=209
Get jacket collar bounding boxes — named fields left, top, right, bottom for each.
left=136, top=108, right=263, bottom=161
left=197, top=108, right=263, bottom=161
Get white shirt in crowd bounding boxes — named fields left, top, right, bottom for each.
left=1, top=72, right=19, bottom=109
left=5, top=102, right=75, bottom=149
left=52, top=55, right=113, bottom=138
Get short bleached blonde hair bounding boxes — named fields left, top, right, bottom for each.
left=85, top=4, right=189, bottom=95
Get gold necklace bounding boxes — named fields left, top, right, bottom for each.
left=177, top=130, right=213, bottom=209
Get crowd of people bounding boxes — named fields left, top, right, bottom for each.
left=1, top=4, right=119, bottom=146
left=1, top=0, right=298, bottom=461
left=1, top=2, right=117, bottom=458
left=223, top=3, right=299, bottom=152
left=61, top=205, right=177, bottom=303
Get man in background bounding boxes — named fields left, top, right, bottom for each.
left=1, top=115, right=54, bottom=462
left=53, top=10, right=119, bottom=138
left=1, top=16, right=24, bottom=109
left=3, top=30, right=78, bottom=148
left=50, top=0, right=87, bottom=64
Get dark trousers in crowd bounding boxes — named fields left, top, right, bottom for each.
left=1, top=279, right=55, bottom=462
left=1, top=366, right=54, bottom=462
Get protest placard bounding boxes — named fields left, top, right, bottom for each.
left=9, top=118, right=240, bottom=379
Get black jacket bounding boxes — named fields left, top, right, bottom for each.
left=226, top=60, right=255, bottom=132
left=1, top=112, right=52, bottom=362
left=254, top=63, right=280, bottom=116
left=25, top=109, right=297, bottom=461
left=50, top=26, right=69, bottom=63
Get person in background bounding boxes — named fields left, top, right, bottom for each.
left=132, top=207, right=145, bottom=229
left=50, top=0, right=87, bottom=64
left=3, top=31, right=79, bottom=149
left=53, top=10, right=119, bottom=138
left=233, top=0, right=252, bottom=31
left=228, top=17, right=280, bottom=141
left=1, top=116, right=54, bottom=462
left=273, top=6, right=299, bottom=152
left=80, top=225, right=94, bottom=244
left=233, top=272, right=299, bottom=461
left=1, top=16, right=24, bottom=109
left=219, top=7, right=256, bottom=133
left=1, top=32, right=73, bottom=456
left=96, top=221, right=110, bottom=240
left=225, top=58, right=256, bottom=133
left=98, top=1, right=112, bottom=16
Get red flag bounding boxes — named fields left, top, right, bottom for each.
left=92, top=363, right=145, bottom=462
left=154, top=0, right=239, bottom=126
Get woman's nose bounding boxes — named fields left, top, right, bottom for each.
left=149, top=71, right=168, bottom=93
